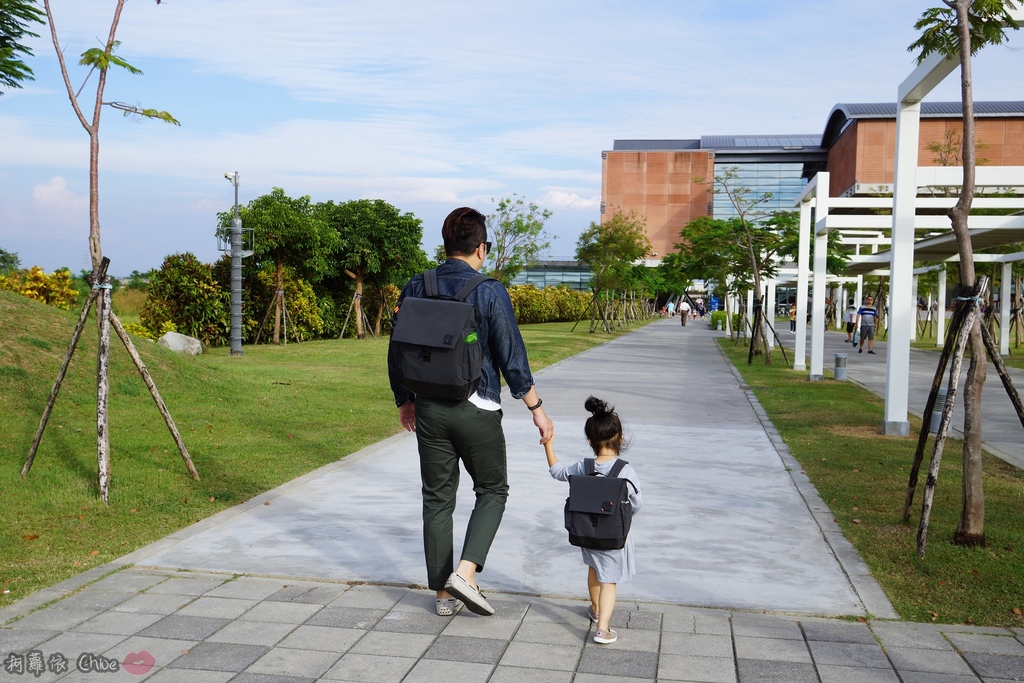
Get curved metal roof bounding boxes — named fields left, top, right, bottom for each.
left=821, top=101, right=1024, bottom=149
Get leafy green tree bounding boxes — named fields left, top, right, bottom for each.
left=42, top=0, right=178, bottom=273
left=772, top=210, right=848, bottom=277
left=0, top=247, right=20, bottom=273
left=0, top=0, right=44, bottom=94
left=223, top=187, right=336, bottom=344
left=317, top=198, right=425, bottom=339
left=575, top=211, right=651, bottom=332
left=909, top=0, right=1019, bottom=549
left=663, top=216, right=749, bottom=336
left=485, top=194, right=553, bottom=286
left=712, top=167, right=785, bottom=360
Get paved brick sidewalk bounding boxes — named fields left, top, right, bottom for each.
left=3, top=568, right=1024, bottom=682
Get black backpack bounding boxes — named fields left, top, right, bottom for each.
left=390, top=269, right=493, bottom=401
left=564, top=459, right=637, bottom=550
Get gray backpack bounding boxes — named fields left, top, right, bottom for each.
left=390, top=269, right=493, bottom=400
left=564, top=458, right=637, bottom=550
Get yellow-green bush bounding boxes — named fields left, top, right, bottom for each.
left=0, top=266, right=78, bottom=310
left=253, top=270, right=324, bottom=342
left=508, top=284, right=590, bottom=324
left=121, top=320, right=175, bottom=341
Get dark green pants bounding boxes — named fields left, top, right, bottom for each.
left=414, top=397, right=508, bottom=591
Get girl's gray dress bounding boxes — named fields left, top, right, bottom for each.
left=550, top=458, right=643, bottom=583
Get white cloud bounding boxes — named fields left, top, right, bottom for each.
left=32, top=176, right=88, bottom=216
left=538, top=190, right=599, bottom=211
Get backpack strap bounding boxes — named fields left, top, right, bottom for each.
left=454, top=274, right=493, bottom=301
left=423, top=269, right=439, bottom=298
left=607, top=459, right=628, bottom=478
left=605, top=458, right=639, bottom=494
left=421, top=269, right=492, bottom=301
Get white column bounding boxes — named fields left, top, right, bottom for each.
left=810, top=173, right=830, bottom=382
left=883, top=99, right=919, bottom=437
left=910, top=274, right=919, bottom=341
left=856, top=276, right=864, bottom=310
left=767, top=278, right=777, bottom=349
left=1001, top=261, right=1012, bottom=356
left=794, top=196, right=812, bottom=370
left=936, top=268, right=947, bottom=347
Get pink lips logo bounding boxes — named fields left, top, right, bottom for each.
left=122, top=651, right=156, bottom=675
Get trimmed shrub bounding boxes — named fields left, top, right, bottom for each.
left=141, top=253, right=229, bottom=346
left=508, top=284, right=590, bottom=324
left=0, top=266, right=78, bottom=310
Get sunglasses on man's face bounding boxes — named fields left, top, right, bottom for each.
left=482, top=241, right=492, bottom=254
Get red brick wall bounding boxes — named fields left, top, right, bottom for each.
left=828, top=117, right=1024, bottom=193
left=601, top=150, right=715, bottom=258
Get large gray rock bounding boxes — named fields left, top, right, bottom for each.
left=157, top=331, right=204, bottom=356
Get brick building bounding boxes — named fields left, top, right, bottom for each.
left=601, top=101, right=1024, bottom=261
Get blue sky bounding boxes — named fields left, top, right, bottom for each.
left=1, top=0, right=1022, bottom=276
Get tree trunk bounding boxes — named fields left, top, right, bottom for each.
left=96, top=279, right=112, bottom=503
left=949, top=0, right=986, bottom=547
left=273, top=258, right=283, bottom=344
left=955, top=320, right=987, bottom=546
left=346, top=270, right=366, bottom=339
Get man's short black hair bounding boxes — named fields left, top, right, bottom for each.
left=442, top=207, right=487, bottom=257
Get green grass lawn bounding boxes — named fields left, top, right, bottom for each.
left=721, top=341, right=1024, bottom=627
left=1, top=290, right=635, bottom=610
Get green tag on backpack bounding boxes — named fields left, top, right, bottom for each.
left=465, top=331, right=478, bottom=344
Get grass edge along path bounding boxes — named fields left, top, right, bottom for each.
left=718, top=338, right=1024, bottom=628
left=1, top=289, right=649, bottom=611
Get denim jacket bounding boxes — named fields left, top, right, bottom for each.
left=388, top=259, right=535, bottom=407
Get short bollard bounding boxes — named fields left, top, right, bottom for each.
left=930, top=387, right=949, bottom=434
left=834, top=353, right=848, bottom=380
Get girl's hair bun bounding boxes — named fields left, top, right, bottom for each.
left=584, top=395, right=611, bottom=416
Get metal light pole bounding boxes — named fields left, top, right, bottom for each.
left=225, top=171, right=243, bottom=356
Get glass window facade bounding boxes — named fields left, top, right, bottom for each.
left=509, top=262, right=593, bottom=291
left=712, top=162, right=808, bottom=220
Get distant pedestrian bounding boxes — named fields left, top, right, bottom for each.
left=546, top=396, right=642, bottom=645
left=666, top=300, right=676, bottom=317
left=679, top=299, right=691, bottom=326
left=856, top=296, right=879, bottom=355
left=789, top=303, right=797, bottom=333
left=844, top=298, right=858, bottom=344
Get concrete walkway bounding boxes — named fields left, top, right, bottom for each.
left=3, top=320, right=1023, bottom=682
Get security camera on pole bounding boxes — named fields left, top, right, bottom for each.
left=224, top=172, right=244, bottom=356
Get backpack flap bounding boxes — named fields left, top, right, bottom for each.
left=566, top=476, right=623, bottom=515
left=391, top=297, right=477, bottom=348
left=390, top=295, right=483, bottom=400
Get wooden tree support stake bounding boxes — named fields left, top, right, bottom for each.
left=901, top=297, right=969, bottom=521
left=917, top=277, right=987, bottom=558
left=21, top=256, right=198, bottom=502
left=978, top=320, right=1024, bottom=430
left=22, top=286, right=102, bottom=478
left=110, top=311, right=200, bottom=480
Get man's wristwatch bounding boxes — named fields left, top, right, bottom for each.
left=527, top=398, right=543, bottom=411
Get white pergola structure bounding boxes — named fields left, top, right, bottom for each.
left=793, top=7, right=1024, bottom=436
left=795, top=169, right=1024, bottom=434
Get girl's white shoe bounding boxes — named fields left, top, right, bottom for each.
left=594, top=628, right=618, bottom=644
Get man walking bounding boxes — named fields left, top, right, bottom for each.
left=389, top=207, right=554, bottom=617
left=679, top=298, right=691, bottom=326
left=856, top=295, right=879, bottom=355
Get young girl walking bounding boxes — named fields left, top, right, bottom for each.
left=545, top=396, right=643, bottom=644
